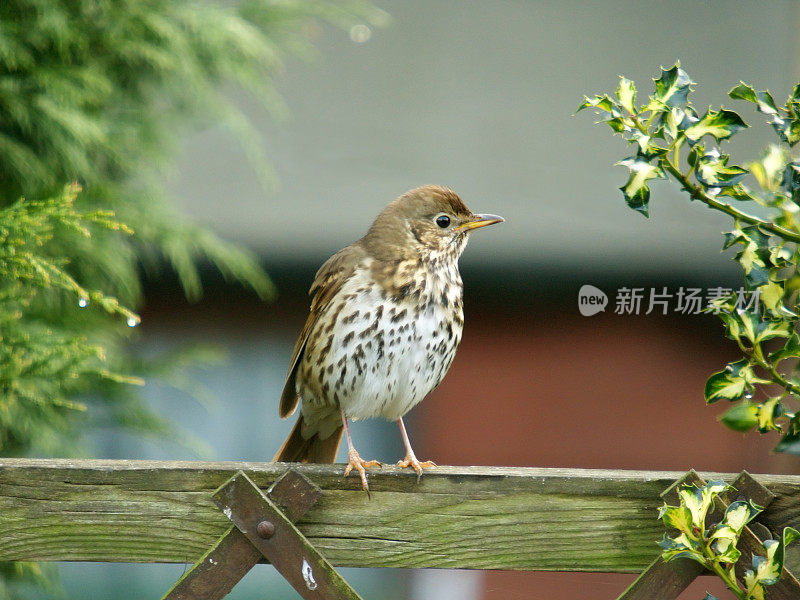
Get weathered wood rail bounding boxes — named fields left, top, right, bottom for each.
left=1, top=459, right=799, bottom=573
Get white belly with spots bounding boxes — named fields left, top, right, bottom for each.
left=346, top=297, right=457, bottom=421
left=300, top=265, right=463, bottom=423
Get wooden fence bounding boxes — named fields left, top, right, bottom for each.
left=1, top=459, right=799, bottom=596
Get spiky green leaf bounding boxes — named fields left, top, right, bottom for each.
left=696, top=152, right=748, bottom=188
left=616, top=77, right=637, bottom=113
left=729, top=82, right=779, bottom=115
left=685, top=109, right=748, bottom=142
left=577, top=94, right=621, bottom=116
left=617, top=157, right=665, bottom=216
left=705, top=360, right=751, bottom=403
left=658, top=504, right=693, bottom=533
left=723, top=499, right=762, bottom=532
left=757, top=397, right=783, bottom=432
left=651, top=63, right=693, bottom=109
left=658, top=532, right=703, bottom=563
left=770, top=332, right=800, bottom=364
left=678, top=481, right=728, bottom=528
left=771, top=114, right=800, bottom=146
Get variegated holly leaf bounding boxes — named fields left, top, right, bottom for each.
left=710, top=531, right=741, bottom=564
left=755, top=397, right=784, bottom=433
left=719, top=183, right=756, bottom=202
left=729, top=82, right=800, bottom=145
left=658, top=504, right=693, bottom=534
left=662, top=106, right=699, bottom=141
left=616, top=157, right=665, bottom=216
left=759, top=281, right=789, bottom=318
left=705, top=359, right=754, bottom=403
left=736, top=311, right=792, bottom=345
left=616, top=77, right=637, bottom=113
left=722, top=225, right=772, bottom=289
left=744, top=527, right=800, bottom=592
left=687, top=141, right=705, bottom=168
left=705, top=369, right=747, bottom=403
left=766, top=239, right=795, bottom=269
left=723, top=499, right=762, bottom=532
left=650, top=63, right=693, bottom=109
left=658, top=532, right=702, bottom=563
left=695, top=150, right=748, bottom=188
left=769, top=332, right=800, bottom=364
left=630, top=130, right=666, bottom=157
left=577, top=95, right=636, bottom=137
left=709, top=500, right=757, bottom=563
left=780, top=160, right=800, bottom=201
left=729, top=82, right=779, bottom=116
left=771, top=113, right=800, bottom=147
left=678, top=481, right=729, bottom=529
left=576, top=94, right=621, bottom=116
left=685, top=108, right=748, bottom=143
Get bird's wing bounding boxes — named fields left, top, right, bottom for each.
left=278, top=243, right=363, bottom=418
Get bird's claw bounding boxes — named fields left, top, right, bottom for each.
left=344, top=448, right=382, bottom=497
left=397, top=455, right=436, bottom=481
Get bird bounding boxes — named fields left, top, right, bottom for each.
left=273, top=185, right=503, bottom=494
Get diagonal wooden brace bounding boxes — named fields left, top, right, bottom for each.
left=617, top=470, right=707, bottom=600
left=213, top=470, right=362, bottom=600
left=725, top=471, right=800, bottom=599
left=618, top=469, right=800, bottom=600
left=162, top=468, right=338, bottom=600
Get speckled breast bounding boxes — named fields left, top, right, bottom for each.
left=298, top=257, right=464, bottom=423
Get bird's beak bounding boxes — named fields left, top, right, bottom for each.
left=456, top=213, right=505, bottom=231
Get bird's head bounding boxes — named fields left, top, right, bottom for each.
left=363, top=185, right=504, bottom=261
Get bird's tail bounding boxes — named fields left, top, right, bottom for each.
left=273, top=414, right=344, bottom=463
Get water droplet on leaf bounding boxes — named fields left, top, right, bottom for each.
left=127, top=317, right=139, bottom=327
left=78, top=297, right=88, bottom=308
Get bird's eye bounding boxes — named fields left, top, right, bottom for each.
left=435, top=215, right=451, bottom=228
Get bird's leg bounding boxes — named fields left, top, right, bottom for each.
left=396, top=417, right=436, bottom=481
left=341, top=409, right=381, bottom=495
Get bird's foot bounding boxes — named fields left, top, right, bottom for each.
left=397, top=454, right=436, bottom=481
left=343, top=448, right=382, bottom=496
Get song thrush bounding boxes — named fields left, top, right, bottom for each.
left=274, top=185, right=503, bottom=493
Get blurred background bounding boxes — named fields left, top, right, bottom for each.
left=11, top=1, right=800, bottom=598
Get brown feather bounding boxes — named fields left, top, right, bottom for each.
left=273, top=415, right=344, bottom=463
left=278, top=243, right=365, bottom=418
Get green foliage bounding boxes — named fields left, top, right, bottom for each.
left=580, top=63, right=800, bottom=454
left=0, top=0, right=385, bottom=446
left=0, top=183, right=153, bottom=454
left=0, top=0, right=384, bottom=299
left=658, top=481, right=799, bottom=600
left=0, top=0, right=384, bottom=452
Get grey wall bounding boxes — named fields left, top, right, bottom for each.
left=170, top=0, right=800, bottom=279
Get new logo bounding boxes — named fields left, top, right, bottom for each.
left=578, top=284, right=608, bottom=316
